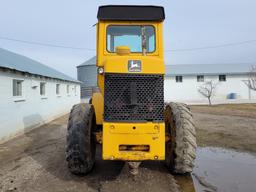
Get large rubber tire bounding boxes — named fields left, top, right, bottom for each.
left=66, top=103, right=96, bottom=175
left=165, top=102, right=197, bottom=174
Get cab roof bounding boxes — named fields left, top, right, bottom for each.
left=97, top=5, right=165, bottom=21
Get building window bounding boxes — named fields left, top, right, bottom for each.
left=176, top=76, right=183, bottom=83
left=13, top=79, right=23, bottom=96
left=67, top=85, right=70, bottom=94
left=56, top=84, right=60, bottom=95
left=197, top=75, right=204, bottom=82
left=40, top=82, right=46, bottom=96
left=74, top=85, right=77, bottom=95
left=219, top=75, right=226, bottom=82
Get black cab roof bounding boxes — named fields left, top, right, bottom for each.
left=97, top=5, right=165, bottom=21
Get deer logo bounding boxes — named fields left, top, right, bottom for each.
left=128, top=60, right=142, bottom=72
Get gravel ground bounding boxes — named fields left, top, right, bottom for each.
left=0, top=115, right=182, bottom=192
left=1, top=104, right=255, bottom=192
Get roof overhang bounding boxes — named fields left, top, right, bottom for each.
left=165, top=72, right=249, bottom=77
left=97, top=5, right=165, bottom=21
left=0, top=66, right=81, bottom=84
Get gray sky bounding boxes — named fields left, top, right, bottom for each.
left=1, top=0, right=256, bottom=78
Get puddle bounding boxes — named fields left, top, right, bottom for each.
left=192, top=147, right=256, bottom=192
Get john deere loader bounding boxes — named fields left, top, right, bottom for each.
left=66, top=5, right=196, bottom=175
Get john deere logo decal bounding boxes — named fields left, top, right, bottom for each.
left=128, top=60, right=142, bottom=72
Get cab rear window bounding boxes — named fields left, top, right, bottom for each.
left=106, top=25, right=155, bottom=53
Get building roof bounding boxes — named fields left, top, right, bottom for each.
left=79, top=56, right=253, bottom=76
left=77, top=56, right=96, bottom=67
left=165, top=63, right=253, bottom=76
left=97, top=5, right=165, bottom=21
left=0, top=48, right=79, bottom=83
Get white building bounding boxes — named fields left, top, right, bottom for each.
left=164, top=64, right=256, bottom=104
left=0, top=48, right=81, bottom=142
left=77, top=57, right=256, bottom=104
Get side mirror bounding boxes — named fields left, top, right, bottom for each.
left=115, top=46, right=130, bottom=56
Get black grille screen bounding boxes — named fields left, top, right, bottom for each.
left=104, top=73, right=164, bottom=122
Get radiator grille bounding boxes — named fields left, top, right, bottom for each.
left=104, top=74, right=164, bottom=122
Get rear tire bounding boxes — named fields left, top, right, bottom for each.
left=165, top=102, right=197, bottom=174
left=66, top=103, right=96, bottom=175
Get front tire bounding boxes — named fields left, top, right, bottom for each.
left=165, top=102, right=197, bottom=174
left=66, top=103, right=96, bottom=175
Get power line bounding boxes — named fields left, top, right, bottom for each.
left=1, top=36, right=256, bottom=52
left=165, top=39, right=256, bottom=52
left=0, top=36, right=95, bottom=51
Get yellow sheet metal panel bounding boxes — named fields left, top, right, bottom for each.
left=96, top=19, right=166, bottom=161
left=92, top=92, right=103, bottom=125
left=96, top=21, right=165, bottom=95
left=97, top=21, right=164, bottom=66
left=102, top=122, right=165, bottom=161
left=103, top=56, right=165, bottom=74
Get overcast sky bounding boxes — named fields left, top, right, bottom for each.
left=1, top=0, right=256, bottom=78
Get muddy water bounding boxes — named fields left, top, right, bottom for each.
left=192, top=147, right=256, bottom=192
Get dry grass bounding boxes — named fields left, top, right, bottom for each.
left=190, top=104, right=256, bottom=119
left=191, top=103, right=256, bottom=153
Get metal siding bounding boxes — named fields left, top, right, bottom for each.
left=77, top=56, right=96, bottom=67
left=0, top=48, right=78, bottom=83
left=77, top=65, right=97, bottom=98
left=77, top=65, right=97, bottom=86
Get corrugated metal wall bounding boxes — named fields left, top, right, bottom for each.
left=77, top=64, right=97, bottom=98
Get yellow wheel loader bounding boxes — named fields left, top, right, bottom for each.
left=66, top=5, right=196, bottom=175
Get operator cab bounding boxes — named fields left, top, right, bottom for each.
left=96, top=5, right=165, bottom=65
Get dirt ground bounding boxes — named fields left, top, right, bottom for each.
left=191, top=104, right=256, bottom=153
left=0, top=103, right=255, bottom=192
left=0, top=115, right=182, bottom=192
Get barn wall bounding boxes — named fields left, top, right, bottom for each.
left=0, top=70, right=81, bottom=142
left=164, top=74, right=256, bottom=104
